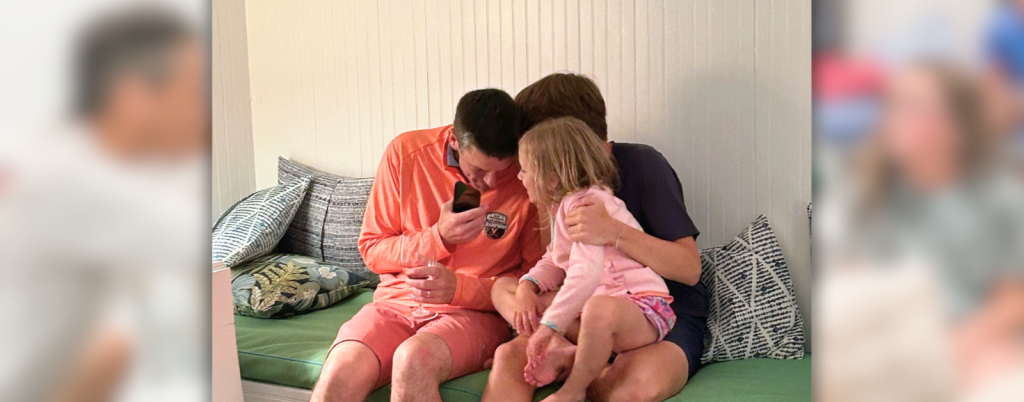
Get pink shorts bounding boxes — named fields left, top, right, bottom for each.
left=331, top=301, right=512, bottom=389
left=625, top=294, right=677, bottom=342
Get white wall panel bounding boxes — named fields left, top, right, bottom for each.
left=212, top=0, right=257, bottom=218
left=243, top=0, right=812, bottom=348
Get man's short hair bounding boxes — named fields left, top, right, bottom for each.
left=453, top=89, right=520, bottom=159
left=514, top=73, right=608, bottom=141
left=74, top=5, right=192, bottom=116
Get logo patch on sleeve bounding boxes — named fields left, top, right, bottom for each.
left=484, top=212, right=508, bottom=239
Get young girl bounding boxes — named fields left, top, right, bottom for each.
left=515, top=117, right=676, bottom=402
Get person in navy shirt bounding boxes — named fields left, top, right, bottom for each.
left=486, top=73, right=707, bottom=402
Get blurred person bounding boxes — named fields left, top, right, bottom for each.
left=820, top=61, right=1024, bottom=401
left=0, top=5, right=206, bottom=402
left=74, top=4, right=207, bottom=161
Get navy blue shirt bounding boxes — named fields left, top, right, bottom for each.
left=612, top=142, right=708, bottom=317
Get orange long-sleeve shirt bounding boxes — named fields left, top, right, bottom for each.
left=358, top=125, right=544, bottom=311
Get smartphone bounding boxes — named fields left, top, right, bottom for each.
left=452, top=181, right=481, bottom=213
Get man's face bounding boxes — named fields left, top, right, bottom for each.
left=451, top=140, right=516, bottom=192
left=103, top=39, right=205, bottom=159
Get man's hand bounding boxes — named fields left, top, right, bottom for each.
left=513, top=281, right=542, bottom=335
left=406, top=262, right=458, bottom=304
left=526, top=324, right=556, bottom=362
left=565, top=194, right=620, bottom=246
left=437, top=200, right=489, bottom=246
left=524, top=324, right=558, bottom=387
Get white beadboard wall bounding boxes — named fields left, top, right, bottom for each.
left=240, top=0, right=812, bottom=347
left=212, top=0, right=258, bottom=218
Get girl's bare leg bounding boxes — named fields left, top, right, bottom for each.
left=541, top=296, right=658, bottom=402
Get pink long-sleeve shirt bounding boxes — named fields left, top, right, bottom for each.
left=520, top=186, right=671, bottom=333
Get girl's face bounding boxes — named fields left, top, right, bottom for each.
left=881, top=67, right=961, bottom=187
left=517, top=148, right=539, bottom=204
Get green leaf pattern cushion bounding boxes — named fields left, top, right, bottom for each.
left=231, top=254, right=375, bottom=319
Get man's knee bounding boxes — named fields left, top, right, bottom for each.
left=392, top=334, right=451, bottom=381
left=591, top=345, right=687, bottom=402
left=493, top=336, right=528, bottom=366
left=314, top=341, right=380, bottom=399
left=488, top=337, right=531, bottom=389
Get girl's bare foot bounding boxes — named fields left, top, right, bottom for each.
left=524, top=331, right=576, bottom=387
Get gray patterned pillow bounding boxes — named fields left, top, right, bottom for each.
left=213, top=177, right=311, bottom=267
left=699, top=215, right=805, bottom=363
left=323, top=177, right=376, bottom=284
left=277, top=157, right=343, bottom=259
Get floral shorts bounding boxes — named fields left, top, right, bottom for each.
left=624, top=294, right=677, bottom=342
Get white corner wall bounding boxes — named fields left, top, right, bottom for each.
left=212, top=0, right=257, bottom=218
left=239, top=0, right=812, bottom=349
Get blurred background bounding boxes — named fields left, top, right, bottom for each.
left=0, top=1, right=208, bottom=401
left=815, top=0, right=1024, bottom=401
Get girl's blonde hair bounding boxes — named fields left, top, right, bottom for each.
left=519, top=117, right=619, bottom=209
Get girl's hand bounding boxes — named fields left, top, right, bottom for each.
left=513, top=281, right=542, bottom=335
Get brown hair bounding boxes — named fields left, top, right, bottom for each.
left=515, top=73, right=608, bottom=140
left=519, top=117, right=619, bottom=209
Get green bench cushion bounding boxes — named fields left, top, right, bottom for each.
left=672, top=357, right=811, bottom=402
left=236, top=288, right=375, bottom=390
left=235, top=289, right=810, bottom=401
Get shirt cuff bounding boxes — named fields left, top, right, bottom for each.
left=432, top=224, right=455, bottom=261
left=450, top=272, right=468, bottom=306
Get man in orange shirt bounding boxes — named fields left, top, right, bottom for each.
left=311, top=89, right=544, bottom=402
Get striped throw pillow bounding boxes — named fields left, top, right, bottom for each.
left=213, top=177, right=311, bottom=267
left=276, top=157, right=342, bottom=260
left=322, top=177, right=376, bottom=284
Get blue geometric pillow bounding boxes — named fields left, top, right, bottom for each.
left=699, top=215, right=805, bottom=363
left=213, top=177, right=311, bottom=267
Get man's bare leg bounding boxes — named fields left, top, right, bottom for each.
left=482, top=336, right=535, bottom=402
left=542, top=296, right=658, bottom=402
left=391, top=333, right=453, bottom=402
left=310, top=341, right=380, bottom=402
left=587, top=341, right=690, bottom=402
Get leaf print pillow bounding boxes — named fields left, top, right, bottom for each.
left=230, top=254, right=377, bottom=319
